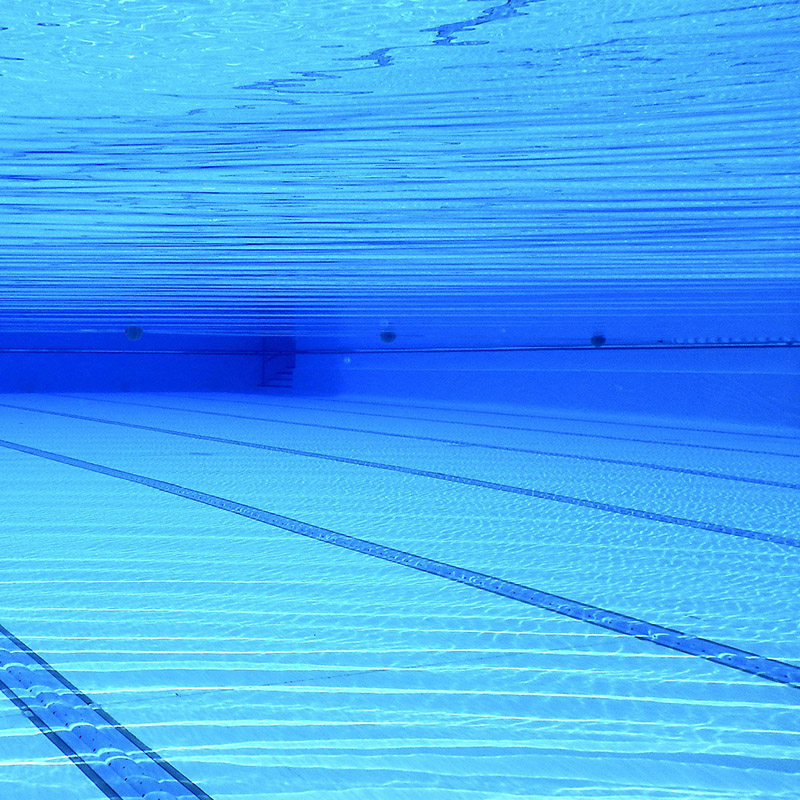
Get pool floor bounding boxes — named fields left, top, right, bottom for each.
left=0, top=392, right=798, bottom=798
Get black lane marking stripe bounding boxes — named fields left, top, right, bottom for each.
left=46, top=395, right=800, bottom=492
left=167, top=395, right=800, bottom=460
left=262, top=394, right=800, bottom=443
left=0, top=673, right=122, bottom=800
left=2, top=436, right=798, bottom=691
left=3, top=404, right=797, bottom=550
left=0, top=621, right=212, bottom=799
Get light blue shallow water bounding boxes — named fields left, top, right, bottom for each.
left=0, top=0, right=799, bottom=797
left=1, top=392, right=799, bottom=798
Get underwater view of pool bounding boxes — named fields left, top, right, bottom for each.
left=0, top=0, right=798, bottom=798
left=0, top=391, right=797, bottom=798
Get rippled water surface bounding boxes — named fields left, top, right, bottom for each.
left=1, top=0, right=798, bottom=346
left=0, top=2, right=798, bottom=797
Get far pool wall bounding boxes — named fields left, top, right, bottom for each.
left=292, top=347, right=800, bottom=428
left=0, top=334, right=294, bottom=393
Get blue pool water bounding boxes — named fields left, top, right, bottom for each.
left=0, top=1, right=799, bottom=798
left=1, top=393, right=799, bottom=798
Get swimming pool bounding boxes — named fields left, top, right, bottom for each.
left=0, top=391, right=798, bottom=798
left=0, top=0, right=798, bottom=797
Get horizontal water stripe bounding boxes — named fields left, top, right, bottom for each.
left=3, top=341, right=796, bottom=356
left=2, top=436, right=799, bottom=691
left=4, top=401, right=797, bottom=549
left=3, top=0, right=797, bottom=351
left=0, top=623, right=211, bottom=800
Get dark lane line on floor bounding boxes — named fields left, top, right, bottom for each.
left=4, top=403, right=798, bottom=549
left=148, top=395, right=798, bottom=460
left=47, top=396, right=800, bottom=492
left=204, top=393, right=800, bottom=443
left=2, top=436, right=798, bottom=692
left=0, top=623, right=212, bottom=800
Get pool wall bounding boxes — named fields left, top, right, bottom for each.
left=1, top=334, right=797, bottom=427
left=294, top=346, right=800, bottom=426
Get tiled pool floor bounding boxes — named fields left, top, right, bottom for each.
left=1, top=392, right=798, bottom=798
